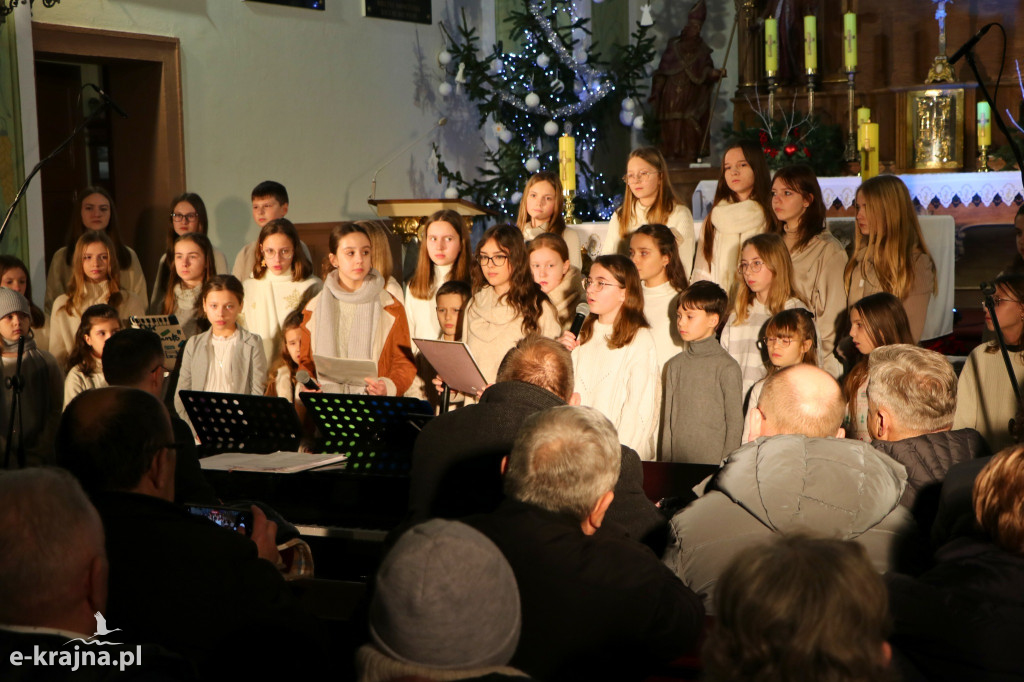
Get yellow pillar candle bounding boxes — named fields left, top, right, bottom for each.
left=804, top=15, right=817, bottom=72
left=856, top=108, right=871, bottom=149
left=558, top=135, right=576, bottom=192
left=765, top=18, right=779, bottom=74
left=843, top=12, right=858, bottom=71
left=860, top=122, right=879, bottom=180
left=977, top=101, right=992, bottom=146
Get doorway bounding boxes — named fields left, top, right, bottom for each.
left=32, top=23, right=185, bottom=288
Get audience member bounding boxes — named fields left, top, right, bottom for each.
left=466, top=405, right=704, bottom=681
left=358, top=519, right=532, bottom=682
left=0, top=468, right=193, bottom=680
left=410, top=335, right=665, bottom=548
left=664, top=364, right=914, bottom=611
left=56, top=387, right=320, bottom=678
left=703, top=534, right=892, bottom=682
left=102, top=328, right=217, bottom=505
left=867, top=344, right=987, bottom=530
left=887, top=445, right=1024, bottom=681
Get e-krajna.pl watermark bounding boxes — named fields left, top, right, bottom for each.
left=10, top=645, right=143, bottom=672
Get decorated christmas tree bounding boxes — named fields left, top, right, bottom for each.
left=433, top=0, right=656, bottom=221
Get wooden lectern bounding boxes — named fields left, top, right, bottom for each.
left=368, top=198, right=496, bottom=244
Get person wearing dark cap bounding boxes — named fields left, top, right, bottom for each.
left=359, top=518, right=532, bottom=681
left=0, top=287, right=63, bottom=469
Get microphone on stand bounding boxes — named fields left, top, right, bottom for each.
left=369, top=117, right=448, bottom=202
left=86, top=83, right=129, bottom=118
left=569, top=302, right=590, bottom=338
left=948, top=23, right=995, bottom=65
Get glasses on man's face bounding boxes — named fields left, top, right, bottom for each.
left=737, top=260, right=765, bottom=274
left=757, top=336, right=794, bottom=350
left=477, top=254, right=509, bottom=267
left=622, top=170, right=659, bottom=184
left=583, top=277, right=625, bottom=292
left=171, top=212, right=199, bottom=223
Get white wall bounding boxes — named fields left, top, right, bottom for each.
left=32, top=0, right=482, bottom=259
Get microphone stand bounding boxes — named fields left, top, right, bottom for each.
left=0, top=95, right=117, bottom=246
left=440, top=381, right=451, bottom=414
left=3, top=335, right=26, bottom=469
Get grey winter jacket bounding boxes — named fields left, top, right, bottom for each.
left=663, top=435, right=916, bottom=612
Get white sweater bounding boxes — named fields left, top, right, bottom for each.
left=691, top=199, right=767, bottom=295
left=404, top=263, right=452, bottom=350
left=601, top=203, right=696, bottom=278
left=641, top=280, right=684, bottom=369
left=240, top=270, right=322, bottom=367
left=572, top=321, right=661, bottom=460
left=953, top=343, right=1024, bottom=452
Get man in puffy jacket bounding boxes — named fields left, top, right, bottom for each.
left=664, top=364, right=915, bottom=612
left=866, top=344, right=988, bottom=533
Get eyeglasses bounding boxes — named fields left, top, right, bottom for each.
left=757, top=336, right=795, bottom=350
left=477, top=254, right=509, bottom=267
left=262, top=248, right=294, bottom=260
left=989, top=296, right=1021, bottom=306
left=622, top=170, right=659, bottom=184
left=583, top=277, right=625, bottom=292
left=737, top=260, right=766, bottom=274
left=171, top=212, right=199, bottom=222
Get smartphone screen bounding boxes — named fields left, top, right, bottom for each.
left=185, top=505, right=253, bottom=536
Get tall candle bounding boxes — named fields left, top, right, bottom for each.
left=977, top=101, right=992, bottom=146
left=857, top=108, right=870, bottom=149
left=860, top=122, right=879, bottom=180
left=843, top=12, right=858, bottom=71
left=765, top=17, right=779, bottom=75
left=804, top=15, right=817, bottom=72
left=559, top=135, right=576, bottom=192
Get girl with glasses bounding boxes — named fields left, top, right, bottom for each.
left=516, top=171, right=582, bottom=269
left=629, top=223, right=690, bottom=368
left=175, top=275, right=267, bottom=431
left=845, top=175, right=936, bottom=342
left=559, top=255, right=660, bottom=460
left=721, top=233, right=808, bottom=398
left=462, top=225, right=560, bottom=388
left=527, top=233, right=584, bottom=330
left=953, top=273, right=1024, bottom=451
left=842, top=292, right=914, bottom=441
left=45, top=186, right=148, bottom=316
left=601, top=147, right=694, bottom=278
left=239, top=219, right=321, bottom=367
left=742, top=308, right=819, bottom=441
left=692, top=141, right=772, bottom=294
left=150, top=192, right=230, bottom=313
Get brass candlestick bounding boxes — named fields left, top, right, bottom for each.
left=807, top=69, right=817, bottom=115
left=844, top=70, right=858, bottom=163
left=563, top=190, right=579, bottom=225
left=767, top=72, right=777, bottom=117
left=978, top=144, right=991, bottom=172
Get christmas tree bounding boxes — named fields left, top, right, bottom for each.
left=433, top=0, right=656, bottom=221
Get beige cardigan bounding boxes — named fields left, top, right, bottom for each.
left=47, top=281, right=146, bottom=370
left=846, top=249, right=935, bottom=343
left=790, top=232, right=848, bottom=376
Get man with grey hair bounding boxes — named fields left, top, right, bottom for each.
left=467, top=405, right=703, bottom=682
left=867, top=344, right=987, bottom=523
left=665, top=364, right=915, bottom=612
left=0, top=468, right=189, bottom=678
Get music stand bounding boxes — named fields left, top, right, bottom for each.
left=179, top=391, right=303, bottom=456
left=300, top=393, right=432, bottom=474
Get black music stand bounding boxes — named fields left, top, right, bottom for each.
left=179, top=391, right=303, bottom=456
left=300, top=393, right=432, bottom=474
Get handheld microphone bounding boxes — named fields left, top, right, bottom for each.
left=369, top=117, right=448, bottom=201
left=569, top=302, right=590, bottom=338
left=295, top=369, right=321, bottom=391
left=948, top=23, right=995, bottom=65
left=86, top=83, right=128, bottom=118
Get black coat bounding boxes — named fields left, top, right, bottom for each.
left=409, top=380, right=666, bottom=549
left=466, top=499, right=704, bottom=682
left=888, top=536, right=1024, bottom=682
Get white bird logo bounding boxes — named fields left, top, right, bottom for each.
left=92, top=612, right=121, bottom=638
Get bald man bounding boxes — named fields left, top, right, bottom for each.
left=664, top=364, right=915, bottom=612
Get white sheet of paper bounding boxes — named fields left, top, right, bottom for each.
left=199, top=451, right=348, bottom=473
left=312, top=354, right=379, bottom=387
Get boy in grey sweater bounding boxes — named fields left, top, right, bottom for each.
left=660, top=281, right=743, bottom=463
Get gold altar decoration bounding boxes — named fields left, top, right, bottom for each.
left=904, top=87, right=965, bottom=171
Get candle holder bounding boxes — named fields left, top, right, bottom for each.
left=806, top=69, right=817, bottom=115
left=767, top=72, right=777, bottom=117
left=978, top=145, right=991, bottom=172
left=563, top=190, right=579, bottom=225
left=844, top=70, right=858, bottom=164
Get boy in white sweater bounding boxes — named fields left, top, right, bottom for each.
left=660, top=281, right=743, bottom=463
